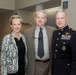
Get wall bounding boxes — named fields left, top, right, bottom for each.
left=15, top=0, right=49, bottom=9
left=68, top=0, right=76, bottom=30
left=0, top=0, right=15, bottom=10
left=0, top=12, right=14, bottom=41
left=45, top=6, right=61, bottom=27
left=16, top=10, right=35, bottom=25
left=0, top=11, right=33, bottom=42
left=61, top=0, right=76, bottom=30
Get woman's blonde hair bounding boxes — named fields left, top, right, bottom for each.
left=9, top=14, right=23, bottom=25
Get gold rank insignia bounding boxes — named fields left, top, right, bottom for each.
left=62, top=46, right=66, bottom=51
left=66, top=32, right=70, bottom=35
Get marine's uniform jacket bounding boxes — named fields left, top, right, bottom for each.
left=71, top=29, right=76, bottom=75
left=52, top=25, right=76, bottom=75
left=1, top=32, right=27, bottom=75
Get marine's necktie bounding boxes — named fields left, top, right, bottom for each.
left=38, top=28, right=44, bottom=58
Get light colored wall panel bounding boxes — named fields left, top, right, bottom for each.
left=68, top=0, right=76, bottom=30
left=16, top=10, right=35, bottom=25
left=0, top=0, right=15, bottom=10
left=61, top=0, right=76, bottom=30
left=15, top=0, right=49, bottom=9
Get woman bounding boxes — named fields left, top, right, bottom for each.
left=1, top=14, right=27, bottom=75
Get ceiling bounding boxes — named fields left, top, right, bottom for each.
left=20, top=0, right=61, bottom=12
left=0, top=0, right=61, bottom=13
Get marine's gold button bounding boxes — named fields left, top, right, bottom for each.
left=55, top=50, right=57, bottom=52
left=67, top=63, right=70, bottom=66
left=59, top=32, right=61, bottom=34
left=63, top=42, right=65, bottom=44
left=56, top=44, right=58, bottom=46
left=57, top=38, right=59, bottom=40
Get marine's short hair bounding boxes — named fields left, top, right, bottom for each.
left=56, top=9, right=67, bottom=16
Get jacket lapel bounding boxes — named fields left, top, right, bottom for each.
left=46, top=27, right=51, bottom=48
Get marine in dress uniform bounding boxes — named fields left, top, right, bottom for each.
left=52, top=25, right=76, bottom=75
left=71, top=29, right=76, bottom=75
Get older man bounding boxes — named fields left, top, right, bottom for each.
left=24, top=10, right=55, bottom=75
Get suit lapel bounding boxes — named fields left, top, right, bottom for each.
left=30, top=27, right=35, bottom=47
left=29, top=27, right=36, bottom=60
left=45, top=26, right=53, bottom=59
left=45, top=26, right=53, bottom=69
left=46, top=27, right=51, bottom=47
